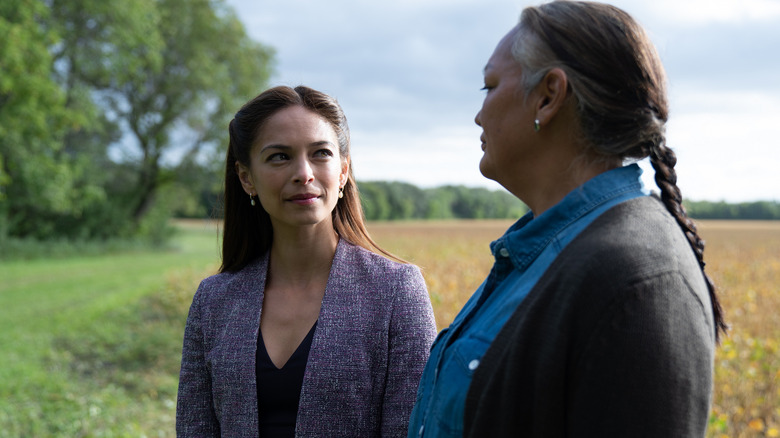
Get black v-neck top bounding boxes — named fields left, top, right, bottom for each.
left=256, top=321, right=318, bottom=438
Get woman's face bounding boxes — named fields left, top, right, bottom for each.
left=236, top=105, right=348, bottom=233
left=475, top=26, right=539, bottom=191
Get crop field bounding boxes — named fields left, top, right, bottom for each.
left=369, top=219, right=780, bottom=438
left=0, top=219, right=778, bottom=437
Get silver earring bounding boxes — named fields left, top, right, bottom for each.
left=338, top=187, right=344, bottom=199
left=250, top=194, right=256, bottom=206
left=534, top=119, right=541, bottom=132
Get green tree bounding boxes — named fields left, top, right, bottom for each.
left=685, top=200, right=780, bottom=220
left=424, top=187, right=456, bottom=219
left=359, top=181, right=392, bottom=221
left=46, top=0, right=159, bottom=239
left=49, top=0, right=274, bottom=236
left=1, top=0, right=273, bottom=242
left=0, top=0, right=80, bottom=240
left=356, top=181, right=528, bottom=221
left=384, top=182, right=422, bottom=219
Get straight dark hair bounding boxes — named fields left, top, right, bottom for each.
left=515, top=1, right=726, bottom=340
left=220, top=85, right=402, bottom=273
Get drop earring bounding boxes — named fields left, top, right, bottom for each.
left=250, top=194, right=256, bottom=206
left=338, top=187, right=344, bottom=199
left=533, top=119, right=541, bottom=133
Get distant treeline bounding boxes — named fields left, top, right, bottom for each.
left=358, top=181, right=528, bottom=220
left=191, top=181, right=529, bottom=221
left=365, top=192, right=780, bottom=221
left=684, top=200, right=780, bottom=220
left=188, top=183, right=779, bottom=221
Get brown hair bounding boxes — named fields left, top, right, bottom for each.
left=515, top=1, right=726, bottom=340
left=220, top=85, right=401, bottom=273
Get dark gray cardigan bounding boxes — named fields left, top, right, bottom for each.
left=465, top=196, right=715, bottom=437
left=176, top=239, right=437, bottom=437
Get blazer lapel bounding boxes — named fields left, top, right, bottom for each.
left=296, top=238, right=353, bottom=431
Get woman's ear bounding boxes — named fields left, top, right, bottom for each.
left=534, top=67, right=569, bottom=126
left=235, top=161, right=256, bottom=195
left=340, top=158, right=350, bottom=187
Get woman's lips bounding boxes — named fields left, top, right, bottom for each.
left=288, top=193, right=319, bottom=205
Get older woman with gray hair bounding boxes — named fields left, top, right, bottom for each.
left=408, top=2, right=725, bottom=437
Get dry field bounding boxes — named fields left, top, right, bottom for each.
left=368, top=219, right=780, bottom=438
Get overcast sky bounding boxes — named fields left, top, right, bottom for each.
left=224, top=0, right=780, bottom=202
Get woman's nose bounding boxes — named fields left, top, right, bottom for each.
left=292, top=158, right=315, bottom=184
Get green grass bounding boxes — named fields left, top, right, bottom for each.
left=0, top=223, right=221, bottom=437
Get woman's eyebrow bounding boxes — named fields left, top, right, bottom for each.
left=259, top=144, right=291, bottom=153
left=259, top=141, right=335, bottom=153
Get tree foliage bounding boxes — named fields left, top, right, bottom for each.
left=0, top=0, right=274, bottom=243
left=0, top=0, right=78, bottom=239
left=685, top=200, right=780, bottom=220
left=357, top=181, right=528, bottom=221
left=189, top=179, right=780, bottom=222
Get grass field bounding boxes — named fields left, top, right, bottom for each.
left=0, top=224, right=221, bottom=436
left=0, top=219, right=777, bottom=437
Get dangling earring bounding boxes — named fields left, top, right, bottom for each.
left=533, top=119, right=541, bottom=133
left=338, top=187, right=344, bottom=199
left=250, top=193, right=256, bottom=206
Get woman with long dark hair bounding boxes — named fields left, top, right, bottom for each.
left=176, top=85, right=436, bottom=437
left=409, top=2, right=724, bottom=437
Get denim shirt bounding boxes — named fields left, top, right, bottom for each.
left=407, top=164, right=648, bottom=438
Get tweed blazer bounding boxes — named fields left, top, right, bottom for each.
left=176, top=238, right=437, bottom=437
left=464, top=196, right=715, bottom=437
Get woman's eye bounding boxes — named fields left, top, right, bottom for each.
left=267, top=153, right=289, bottom=162
left=314, top=149, right=334, bottom=158
left=481, top=85, right=494, bottom=93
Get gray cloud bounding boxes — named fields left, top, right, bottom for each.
left=225, top=0, right=780, bottom=201
left=659, top=21, right=780, bottom=92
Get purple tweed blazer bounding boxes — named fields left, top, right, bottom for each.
left=176, top=238, right=437, bottom=437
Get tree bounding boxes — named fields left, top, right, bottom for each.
left=685, top=200, right=780, bottom=220
left=1, top=0, right=274, bottom=242
left=0, top=0, right=79, bottom=240
left=49, top=0, right=274, bottom=230
left=359, top=182, right=392, bottom=220
left=356, top=181, right=528, bottom=221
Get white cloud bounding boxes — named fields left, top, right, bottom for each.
left=655, top=89, right=780, bottom=201
left=350, top=124, right=503, bottom=190
left=641, top=0, right=780, bottom=25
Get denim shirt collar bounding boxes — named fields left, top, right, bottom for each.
left=490, top=164, right=645, bottom=271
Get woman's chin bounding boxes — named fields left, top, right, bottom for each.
left=479, top=157, right=495, bottom=181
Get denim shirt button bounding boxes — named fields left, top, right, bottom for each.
left=468, top=359, right=480, bottom=370
left=499, top=248, right=510, bottom=258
